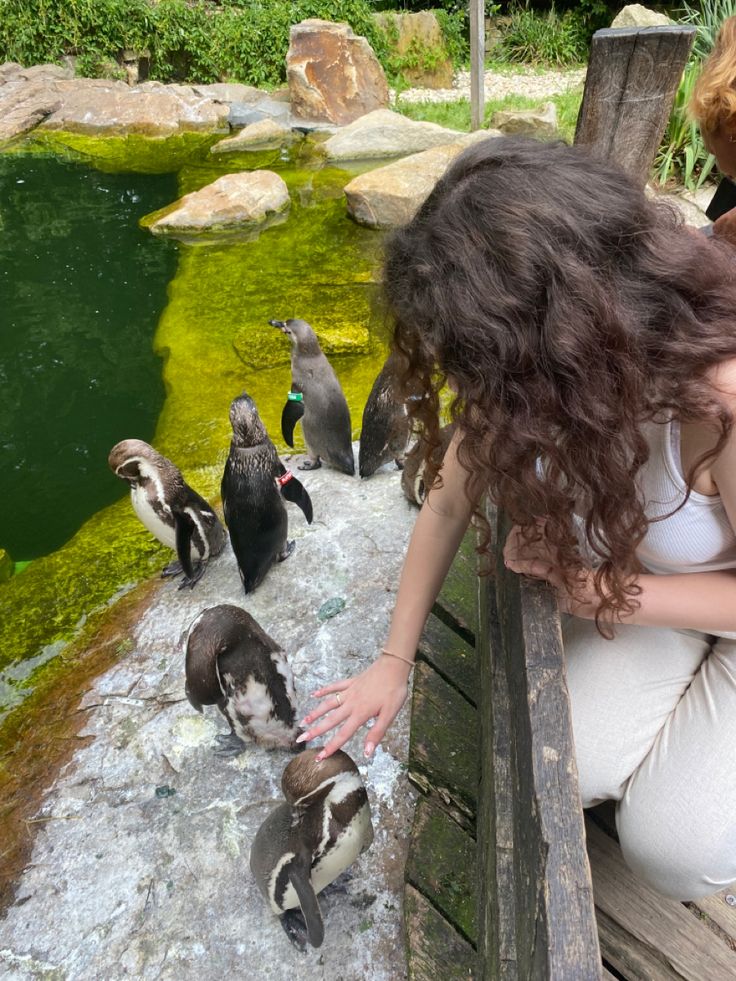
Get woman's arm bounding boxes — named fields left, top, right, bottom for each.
left=299, top=430, right=478, bottom=760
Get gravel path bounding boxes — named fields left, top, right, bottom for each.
left=395, top=65, right=587, bottom=104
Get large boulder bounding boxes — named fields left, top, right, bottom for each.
left=141, top=171, right=290, bottom=238
left=38, top=79, right=229, bottom=136
left=287, top=19, right=389, bottom=125
left=374, top=10, right=454, bottom=89
left=611, top=5, right=672, bottom=28
left=0, top=62, right=71, bottom=144
left=344, top=130, right=500, bottom=229
left=323, top=108, right=474, bottom=161
left=490, top=102, right=558, bottom=139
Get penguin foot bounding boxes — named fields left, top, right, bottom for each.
left=213, top=732, right=247, bottom=757
left=178, top=563, right=205, bottom=590
left=280, top=909, right=310, bottom=952
left=298, top=457, right=321, bottom=471
left=161, top=560, right=184, bottom=579
left=277, top=540, right=296, bottom=563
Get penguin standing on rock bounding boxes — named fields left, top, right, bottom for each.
left=269, top=318, right=355, bottom=476
left=108, top=439, right=225, bottom=588
left=221, top=392, right=313, bottom=594
left=358, top=352, right=411, bottom=478
left=184, top=604, right=301, bottom=756
left=250, top=748, right=374, bottom=950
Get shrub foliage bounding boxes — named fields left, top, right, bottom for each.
left=0, top=0, right=390, bottom=86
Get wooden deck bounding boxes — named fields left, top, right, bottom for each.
left=404, top=531, right=736, bottom=980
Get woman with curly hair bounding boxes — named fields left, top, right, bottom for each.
left=691, top=14, right=736, bottom=244
left=298, top=135, right=736, bottom=899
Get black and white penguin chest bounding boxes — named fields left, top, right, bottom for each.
left=269, top=772, right=373, bottom=914
left=130, top=480, right=208, bottom=559
left=218, top=647, right=298, bottom=748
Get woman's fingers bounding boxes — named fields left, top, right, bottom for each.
left=301, top=687, right=350, bottom=727
left=363, top=708, right=393, bottom=758
left=297, top=704, right=351, bottom=745
left=311, top=679, right=350, bottom=699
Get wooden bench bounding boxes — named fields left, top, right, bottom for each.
left=404, top=505, right=736, bottom=979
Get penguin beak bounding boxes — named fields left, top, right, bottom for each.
left=268, top=319, right=287, bottom=332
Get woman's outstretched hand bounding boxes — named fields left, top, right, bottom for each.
left=296, top=655, right=413, bottom=761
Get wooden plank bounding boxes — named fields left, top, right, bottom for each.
left=408, top=660, right=477, bottom=828
left=494, top=507, right=601, bottom=980
left=574, top=26, right=695, bottom=186
left=433, top=530, right=478, bottom=643
left=586, top=817, right=736, bottom=980
left=418, top=612, right=477, bottom=706
left=477, top=557, right=517, bottom=981
left=406, top=796, right=477, bottom=945
left=404, top=883, right=477, bottom=981
left=469, top=0, right=485, bottom=131
left=693, top=890, right=736, bottom=948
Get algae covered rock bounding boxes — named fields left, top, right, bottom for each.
left=0, top=548, right=12, bottom=582
left=141, top=171, right=291, bottom=239
left=344, top=130, right=500, bottom=229
left=287, top=19, right=389, bottom=124
left=322, top=108, right=471, bottom=162
left=374, top=10, right=454, bottom=89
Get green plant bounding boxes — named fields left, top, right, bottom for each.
left=495, top=3, right=589, bottom=68
left=654, top=59, right=717, bottom=189
left=679, top=0, right=736, bottom=60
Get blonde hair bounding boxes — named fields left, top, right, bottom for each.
left=690, top=15, right=736, bottom=136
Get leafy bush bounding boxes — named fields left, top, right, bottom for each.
left=0, top=0, right=389, bottom=86
left=495, top=3, right=590, bottom=68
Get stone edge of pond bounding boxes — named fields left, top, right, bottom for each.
left=0, top=573, right=164, bottom=912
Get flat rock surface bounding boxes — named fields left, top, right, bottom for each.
left=37, top=78, right=229, bottom=136
left=144, top=170, right=290, bottom=236
left=344, top=130, right=499, bottom=229
left=211, top=119, right=292, bottom=154
left=323, top=108, right=477, bottom=161
left=0, top=452, right=417, bottom=980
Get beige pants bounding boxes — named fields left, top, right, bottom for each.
left=563, top=616, right=736, bottom=900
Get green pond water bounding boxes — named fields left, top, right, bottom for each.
left=0, top=134, right=388, bottom=731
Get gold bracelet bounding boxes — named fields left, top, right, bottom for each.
left=380, top=649, right=416, bottom=670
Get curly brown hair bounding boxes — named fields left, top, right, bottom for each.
left=384, top=136, right=736, bottom=630
left=690, top=14, right=736, bottom=137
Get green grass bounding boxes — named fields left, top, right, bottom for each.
left=395, top=87, right=584, bottom=145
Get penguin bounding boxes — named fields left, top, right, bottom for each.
left=221, top=392, right=313, bottom=594
left=269, top=318, right=355, bottom=476
left=250, top=748, right=374, bottom=950
left=108, top=439, right=225, bottom=588
left=358, top=352, right=411, bottom=478
left=184, top=604, right=301, bottom=756
left=401, top=424, right=456, bottom=506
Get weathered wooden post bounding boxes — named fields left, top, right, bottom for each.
left=574, top=26, right=695, bottom=185
left=470, top=0, right=485, bottom=130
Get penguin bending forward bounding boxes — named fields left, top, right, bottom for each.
left=221, top=392, right=313, bottom=594
left=184, top=604, right=301, bottom=756
left=250, top=748, right=374, bottom=949
left=358, top=352, right=411, bottom=478
left=108, top=439, right=225, bottom=588
left=270, top=318, right=355, bottom=476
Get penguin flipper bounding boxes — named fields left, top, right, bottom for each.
left=288, top=854, right=324, bottom=948
left=281, top=398, right=304, bottom=447
left=174, top=511, right=197, bottom=581
left=276, top=466, right=313, bottom=524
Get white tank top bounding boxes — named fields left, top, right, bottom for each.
left=634, top=419, right=736, bottom=575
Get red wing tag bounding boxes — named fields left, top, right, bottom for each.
left=277, top=470, right=294, bottom=487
